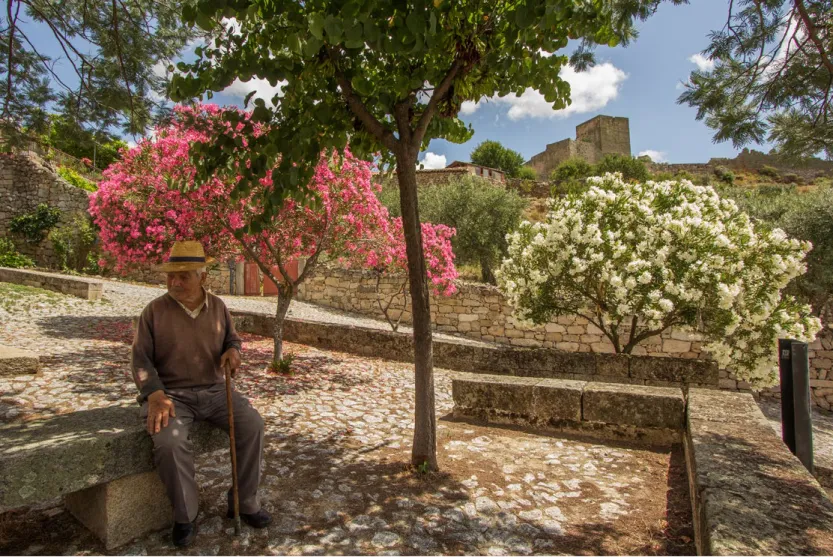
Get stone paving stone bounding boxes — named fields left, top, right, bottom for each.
left=0, top=277, right=695, bottom=555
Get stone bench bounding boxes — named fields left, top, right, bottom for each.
left=685, top=389, right=833, bottom=555
left=0, top=267, right=103, bottom=300
left=0, top=345, right=39, bottom=377
left=451, top=372, right=685, bottom=443
left=0, top=405, right=227, bottom=549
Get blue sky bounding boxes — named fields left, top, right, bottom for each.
left=409, top=0, right=761, bottom=168
left=29, top=0, right=758, bottom=167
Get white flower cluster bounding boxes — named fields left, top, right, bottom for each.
left=496, top=173, right=822, bottom=387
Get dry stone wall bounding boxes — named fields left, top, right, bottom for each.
left=116, top=263, right=233, bottom=295
left=296, top=264, right=833, bottom=409
left=0, top=154, right=92, bottom=268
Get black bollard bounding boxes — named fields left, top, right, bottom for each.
left=791, top=341, right=814, bottom=474
left=778, top=338, right=796, bottom=454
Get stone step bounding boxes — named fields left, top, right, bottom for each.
left=451, top=372, right=685, bottom=441
left=0, top=344, right=39, bottom=377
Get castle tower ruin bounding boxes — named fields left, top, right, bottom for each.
left=526, top=115, right=631, bottom=179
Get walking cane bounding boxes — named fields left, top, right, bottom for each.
left=224, top=361, right=242, bottom=536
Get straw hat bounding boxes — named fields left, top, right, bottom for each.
left=154, top=241, right=215, bottom=272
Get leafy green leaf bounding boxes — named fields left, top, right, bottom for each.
left=309, top=13, right=325, bottom=40
left=406, top=11, right=426, bottom=36
left=324, top=16, right=343, bottom=44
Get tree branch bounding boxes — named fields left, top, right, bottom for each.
left=4, top=0, right=21, bottom=118
left=793, top=0, right=833, bottom=78
left=111, top=0, right=136, bottom=129
left=412, top=58, right=465, bottom=149
left=326, top=46, right=396, bottom=152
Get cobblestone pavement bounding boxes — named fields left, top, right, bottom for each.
left=0, top=280, right=694, bottom=555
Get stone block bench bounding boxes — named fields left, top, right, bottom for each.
left=0, top=405, right=227, bottom=549
left=685, top=389, right=833, bottom=555
left=451, top=372, right=686, bottom=443
left=0, top=267, right=103, bottom=300
left=0, top=345, right=39, bottom=377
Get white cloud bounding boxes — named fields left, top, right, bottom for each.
left=222, top=78, right=287, bottom=107
left=638, top=149, right=667, bottom=163
left=460, top=101, right=478, bottom=115
left=688, top=53, right=715, bottom=72
left=461, top=63, right=627, bottom=120
left=418, top=152, right=447, bottom=170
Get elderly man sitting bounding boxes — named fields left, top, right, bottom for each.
left=131, top=241, right=271, bottom=547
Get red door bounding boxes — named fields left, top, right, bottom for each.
left=243, top=262, right=261, bottom=296
left=262, top=260, right=299, bottom=296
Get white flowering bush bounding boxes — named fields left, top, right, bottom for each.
left=497, top=173, right=822, bottom=388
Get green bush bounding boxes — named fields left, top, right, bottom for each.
left=594, top=154, right=650, bottom=182
left=380, top=175, right=527, bottom=283
left=0, top=237, right=34, bottom=268
left=10, top=204, right=62, bottom=244
left=759, top=165, right=780, bottom=179
left=718, top=184, right=833, bottom=314
left=49, top=214, right=98, bottom=272
left=57, top=166, right=97, bottom=192
left=781, top=172, right=801, bottom=184
left=713, top=165, right=735, bottom=185
left=516, top=166, right=537, bottom=180
left=551, top=179, right=590, bottom=197
left=550, top=157, right=592, bottom=183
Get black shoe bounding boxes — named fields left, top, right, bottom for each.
left=172, top=521, right=197, bottom=547
left=226, top=507, right=272, bottom=529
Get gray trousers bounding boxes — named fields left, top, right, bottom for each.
left=140, top=384, right=264, bottom=523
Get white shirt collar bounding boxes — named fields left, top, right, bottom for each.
left=174, top=288, right=209, bottom=319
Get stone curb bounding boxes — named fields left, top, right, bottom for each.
left=685, top=389, right=833, bottom=555
left=0, top=267, right=103, bottom=300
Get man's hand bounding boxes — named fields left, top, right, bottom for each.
left=220, top=347, right=242, bottom=377
left=146, top=390, right=176, bottom=435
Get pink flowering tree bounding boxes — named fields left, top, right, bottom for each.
left=89, top=104, right=457, bottom=361
left=359, top=219, right=457, bottom=332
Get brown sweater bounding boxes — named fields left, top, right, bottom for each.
left=131, top=292, right=242, bottom=402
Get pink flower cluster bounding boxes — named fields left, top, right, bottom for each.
left=88, top=103, right=457, bottom=294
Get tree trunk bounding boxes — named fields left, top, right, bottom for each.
left=480, top=258, right=496, bottom=285
left=272, top=284, right=293, bottom=362
left=395, top=149, right=438, bottom=471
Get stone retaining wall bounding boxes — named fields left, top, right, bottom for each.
left=231, top=310, right=718, bottom=388
left=0, top=267, right=103, bottom=300
left=116, top=263, right=233, bottom=295
left=0, top=153, right=92, bottom=268
left=295, top=265, right=833, bottom=409
left=451, top=373, right=685, bottom=444
left=685, top=389, right=833, bottom=555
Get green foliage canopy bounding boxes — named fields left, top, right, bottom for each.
left=170, top=0, right=678, bottom=222
left=678, top=0, right=833, bottom=159
left=1, top=0, right=204, bottom=137
left=380, top=175, right=527, bottom=283
left=470, top=140, right=525, bottom=177
left=717, top=184, right=833, bottom=314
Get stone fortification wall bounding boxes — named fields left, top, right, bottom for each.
left=0, top=154, right=92, bottom=268
left=576, top=116, right=630, bottom=158
left=296, top=264, right=833, bottom=409
left=526, top=139, right=600, bottom=179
